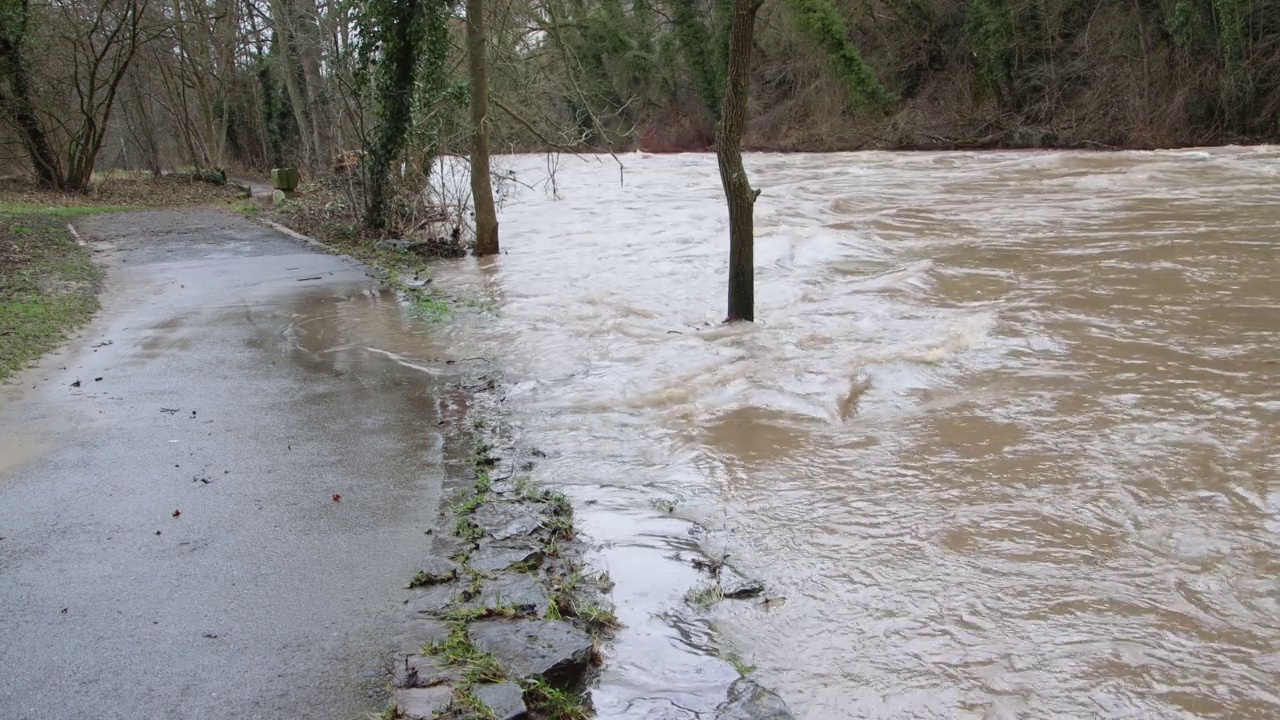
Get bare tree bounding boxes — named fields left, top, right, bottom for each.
left=717, top=0, right=761, bottom=321
left=468, top=0, right=499, bottom=255
left=0, top=0, right=155, bottom=189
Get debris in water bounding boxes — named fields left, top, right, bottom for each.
left=70, top=380, right=81, bottom=388
left=171, top=509, right=181, bottom=517
left=296, top=276, right=322, bottom=281
left=691, top=556, right=721, bottom=573
left=332, top=494, right=342, bottom=502
left=94, top=377, right=103, bottom=382
left=61, top=608, right=68, bottom=614
left=161, top=408, right=179, bottom=414
left=202, top=633, right=218, bottom=639
left=92, top=340, right=113, bottom=348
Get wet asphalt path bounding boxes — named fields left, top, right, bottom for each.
left=0, top=210, right=444, bottom=720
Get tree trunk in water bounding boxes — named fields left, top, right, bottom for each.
left=716, top=0, right=761, bottom=321
left=467, top=0, right=499, bottom=256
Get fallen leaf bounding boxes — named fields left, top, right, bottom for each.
left=332, top=494, right=342, bottom=502
left=171, top=509, right=181, bottom=517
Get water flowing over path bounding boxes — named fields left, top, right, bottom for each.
left=428, top=147, right=1280, bottom=718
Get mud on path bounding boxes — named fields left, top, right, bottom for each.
left=0, top=209, right=454, bottom=720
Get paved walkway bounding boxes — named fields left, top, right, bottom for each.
left=0, top=210, right=445, bottom=720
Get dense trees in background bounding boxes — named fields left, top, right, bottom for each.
left=2, top=0, right=1278, bottom=193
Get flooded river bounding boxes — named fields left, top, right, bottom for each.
left=426, top=147, right=1280, bottom=718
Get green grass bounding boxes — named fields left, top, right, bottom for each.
left=409, top=291, right=453, bottom=323
left=424, top=624, right=506, bottom=684
left=523, top=678, right=591, bottom=720
left=450, top=689, right=498, bottom=720
left=577, top=603, right=620, bottom=631
left=0, top=202, right=138, bottom=217
left=228, top=198, right=260, bottom=217
left=1, top=210, right=104, bottom=381
left=686, top=583, right=723, bottom=609
left=720, top=649, right=757, bottom=676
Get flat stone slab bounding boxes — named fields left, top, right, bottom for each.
left=474, top=573, right=550, bottom=617
left=471, top=543, right=542, bottom=572
left=398, top=618, right=451, bottom=655
left=412, top=585, right=459, bottom=616
left=715, top=679, right=794, bottom=720
left=472, top=681, right=527, bottom=719
left=493, top=515, right=544, bottom=541
left=394, top=653, right=463, bottom=688
left=396, top=686, right=453, bottom=719
left=473, top=502, right=545, bottom=541
left=412, top=556, right=460, bottom=585
left=468, top=619, right=593, bottom=685
left=430, top=533, right=475, bottom=560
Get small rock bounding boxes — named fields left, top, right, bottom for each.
left=468, top=619, right=593, bottom=686
left=715, top=678, right=795, bottom=720
left=472, top=681, right=527, bottom=720
left=412, top=556, right=460, bottom=586
left=471, top=543, right=542, bottom=572
left=720, top=565, right=764, bottom=599
left=395, top=686, right=453, bottom=719
left=474, top=573, right=550, bottom=617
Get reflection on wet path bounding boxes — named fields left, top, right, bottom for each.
left=425, top=148, right=1279, bottom=718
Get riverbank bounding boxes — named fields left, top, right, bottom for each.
left=388, top=380, right=616, bottom=719
left=260, top=196, right=799, bottom=719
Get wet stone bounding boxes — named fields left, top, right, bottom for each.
left=412, top=585, right=459, bottom=616
left=493, top=515, right=544, bottom=542
left=468, top=618, right=593, bottom=686
left=715, top=679, right=794, bottom=720
left=474, top=573, right=550, bottom=617
left=430, top=533, right=474, bottom=560
left=471, top=542, right=542, bottom=572
left=413, top=556, right=460, bottom=585
left=394, top=653, right=463, bottom=688
left=472, top=681, right=527, bottom=720
left=471, top=501, right=548, bottom=542
left=720, top=565, right=765, bottom=599
left=396, top=686, right=453, bottom=719
left=397, top=618, right=451, bottom=655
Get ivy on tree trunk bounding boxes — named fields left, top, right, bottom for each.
left=363, top=0, right=428, bottom=230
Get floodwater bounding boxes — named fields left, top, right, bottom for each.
left=426, top=148, right=1280, bottom=718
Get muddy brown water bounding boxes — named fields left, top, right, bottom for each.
left=410, top=148, right=1280, bottom=718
